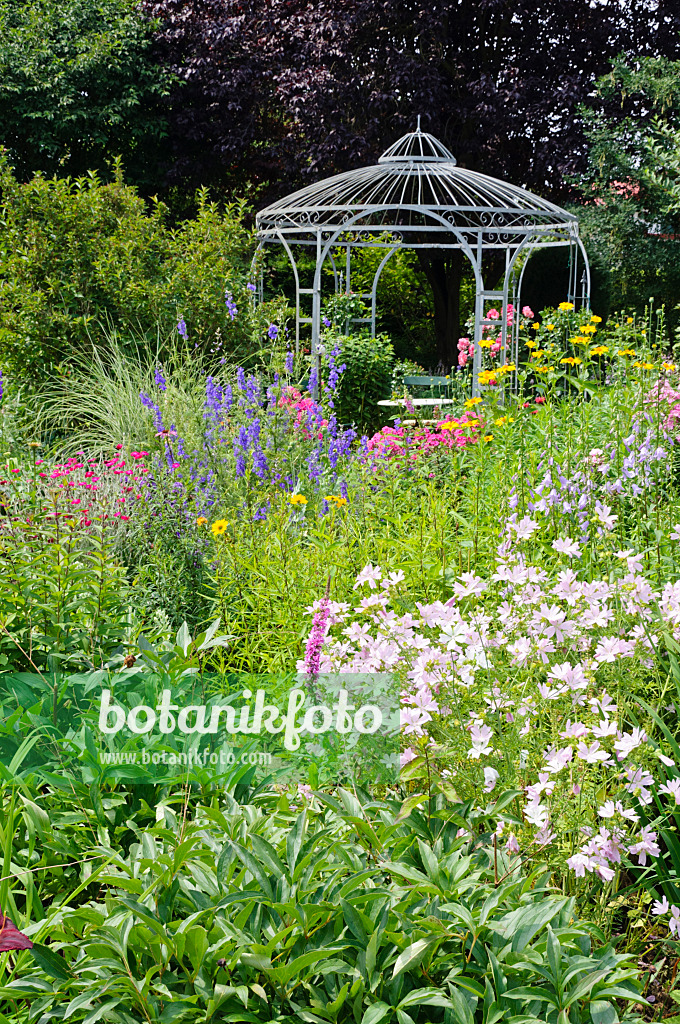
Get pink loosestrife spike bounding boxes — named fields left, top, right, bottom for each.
left=0, top=910, right=33, bottom=950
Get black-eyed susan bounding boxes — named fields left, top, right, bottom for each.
left=211, top=519, right=228, bottom=536
left=289, top=494, right=307, bottom=505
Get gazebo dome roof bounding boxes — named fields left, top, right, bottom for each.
left=256, top=126, right=577, bottom=238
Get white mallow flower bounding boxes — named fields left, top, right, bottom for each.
left=483, top=767, right=499, bottom=793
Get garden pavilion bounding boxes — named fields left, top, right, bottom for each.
left=255, top=121, right=590, bottom=397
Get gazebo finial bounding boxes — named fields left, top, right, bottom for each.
left=416, top=114, right=421, bottom=131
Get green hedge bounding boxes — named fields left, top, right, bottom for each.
left=0, top=156, right=285, bottom=381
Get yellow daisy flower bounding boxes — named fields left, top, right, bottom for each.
left=558, top=301, right=575, bottom=311
left=289, top=494, right=308, bottom=505
left=464, top=397, right=483, bottom=408
left=589, top=346, right=609, bottom=356
left=196, top=516, right=208, bottom=526
left=211, top=519, right=228, bottom=536
left=591, top=315, right=602, bottom=323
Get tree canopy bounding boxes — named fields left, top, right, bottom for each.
left=0, top=0, right=171, bottom=188
left=143, top=0, right=680, bottom=199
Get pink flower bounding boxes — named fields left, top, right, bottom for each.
left=522, top=306, right=534, bottom=318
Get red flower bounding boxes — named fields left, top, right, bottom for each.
left=0, top=911, right=33, bottom=951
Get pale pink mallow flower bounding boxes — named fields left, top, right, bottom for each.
left=652, top=895, right=669, bottom=916
left=659, top=778, right=680, bottom=804
left=400, top=747, right=418, bottom=767
left=483, top=767, right=499, bottom=792
left=467, top=723, right=494, bottom=759
left=624, top=767, right=654, bottom=805
left=552, top=537, right=581, bottom=558
left=505, top=833, right=520, bottom=854
left=671, top=907, right=680, bottom=936
left=628, top=828, right=660, bottom=865
left=576, top=740, right=611, bottom=764
left=401, top=707, right=431, bottom=737
left=613, top=727, right=647, bottom=761
left=353, top=563, right=383, bottom=589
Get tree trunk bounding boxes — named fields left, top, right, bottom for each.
left=417, top=249, right=463, bottom=369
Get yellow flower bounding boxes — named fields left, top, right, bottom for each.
left=531, top=322, right=540, bottom=330
left=572, top=336, right=589, bottom=345
left=545, top=324, right=555, bottom=331
left=440, top=419, right=460, bottom=431
left=560, top=357, right=582, bottom=366
left=196, top=516, right=208, bottom=526
left=464, top=397, right=483, bottom=408
left=479, top=370, right=498, bottom=385
left=641, top=362, right=654, bottom=370
left=494, top=415, right=515, bottom=426
left=498, top=363, right=516, bottom=373
left=591, top=315, right=602, bottom=323
left=536, top=365, right=552, bottom=372
left=479, top=339, right=494, bottom=349
left=530, top=350, right=545, bottom=359
left=626, top=317, right=634, bottom=324
left=662, top=361, right=676, bottom=371
left=558, top=301, right=575, bottom=311
left=324, top=495, right=348, bottom=506
left=483, top=435, right=494, bottom=442
left=589, top=346, right=609, bottom=356
left=211, top=519, right=228, bottom=536
left=582, top=325, right=597, bottom=334
left=289, top=494, right=307, bottom=505
left=525, top=339, right=538, bottom=349
left=617, top=349, right=636, bottom=357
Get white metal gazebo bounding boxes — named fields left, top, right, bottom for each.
left=255, top=121, right=590, bottom=396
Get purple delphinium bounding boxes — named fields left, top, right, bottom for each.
left=155, top=365, right=167, bottom=392
left=267, top=323, right=279, bottom=340
left=225, top=291, right=238, bottom=320
left=285, top=350, right=294, bottom=374
left=140, top=391, right=163, bottom=431
left=247, top=282, right=256, bottom=293
left=308, top=365, right=319, bottom=396
left=177, top=317, right=187, bottom=338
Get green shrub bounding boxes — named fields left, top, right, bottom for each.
left=331, top=330, right=394, bottom=432
left=0, top=157, right=286, bottom=382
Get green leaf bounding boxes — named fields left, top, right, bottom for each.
left=29, top=943, right=72, bottom=981
left=361, top=1001, right=392, bottom=1024
left=392, top=939, right=431, bottom=979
